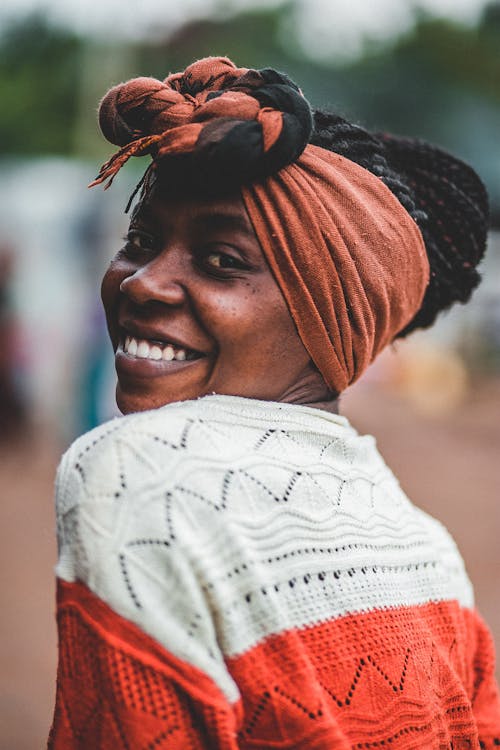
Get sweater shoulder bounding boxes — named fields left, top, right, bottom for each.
left=55, top=399, right=247, bottom=511
left=56, top=397, right=379, bottom=508
left=54, top=396, right=377, bottom=588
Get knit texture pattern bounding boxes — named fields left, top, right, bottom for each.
left=49, top=395, right=500, bottom=748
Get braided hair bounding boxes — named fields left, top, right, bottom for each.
left=311, top=109, right=489, bottom=337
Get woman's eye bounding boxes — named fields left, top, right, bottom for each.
left=206, top=252, right=232, bottom=268
left=203, top=249, right=247, bottom=272
left=123, top=230, right=156, bottom=253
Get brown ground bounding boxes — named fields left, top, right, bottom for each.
left=0, top=379, right=499, bottom=749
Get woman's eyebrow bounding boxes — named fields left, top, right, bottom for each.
left=129, top=205, right=157, bottom=228
left=192, top=211, right=253, bottom=235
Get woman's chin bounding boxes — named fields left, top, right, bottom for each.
left=115, top=384, right=188, bottom=415
left=114, top=352, right=214, bottom=414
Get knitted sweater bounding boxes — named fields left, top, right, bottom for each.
left=49, top=395, right=500, bottom=749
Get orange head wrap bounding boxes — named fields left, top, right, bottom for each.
left=242, top=147, right=429, bottom=393
left=91, top=57, right=313, bottom=191
left=92, top=56, right=430, bottom=394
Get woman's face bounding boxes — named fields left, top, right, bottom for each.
left=101, top=187, right=328, bottom=414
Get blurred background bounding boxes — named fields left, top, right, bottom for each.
left=0, top=0, right=499, bottom=746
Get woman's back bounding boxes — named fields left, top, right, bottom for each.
left=51, top=396, right=500, bottom=748
left=48, top=54, right=499, bottom=749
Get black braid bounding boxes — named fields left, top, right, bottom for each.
left=311, top=109, right=489, bottom=337
left=311, top=111, right=426, bottom=225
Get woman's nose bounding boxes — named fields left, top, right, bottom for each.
left=119, top=254, right=187, bottom=307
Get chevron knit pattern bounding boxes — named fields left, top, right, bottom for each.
left=48, top=395, right=500, bottom=749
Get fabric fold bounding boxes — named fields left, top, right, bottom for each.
left=243, top=145, right=430, bottom=393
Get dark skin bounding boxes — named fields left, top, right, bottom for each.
left=101, top=187, right=338, bottom=415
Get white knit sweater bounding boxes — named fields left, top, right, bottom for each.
left=55, top=395, right=473, bottom=705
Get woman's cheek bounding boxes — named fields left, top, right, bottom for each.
left=101, top=256, right=131, bottom=305
left=101, top=262, right=127, bottom=347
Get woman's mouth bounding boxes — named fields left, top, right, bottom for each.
left=113, top=330, right=211, bottom=408
left=119, top=335, right=203, bottom=362
left=115, top=334, right=208, bottom=382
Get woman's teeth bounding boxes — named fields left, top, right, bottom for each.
left=123, top=336, right=192, bottom=362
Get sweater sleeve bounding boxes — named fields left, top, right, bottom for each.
left=465, top=607, right=500, bottom=746
left=49, top=414, right=243, bottom=749
left=48, top=579, right=242, bottom=749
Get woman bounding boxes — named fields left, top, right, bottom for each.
left=49, top=57, right=500, bottom=748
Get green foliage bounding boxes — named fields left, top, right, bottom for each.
left=0, top=14, right=82, bottom=155
left=392, top=15, right=500, bottom=105
left=137, top=7, right=293, bottom=76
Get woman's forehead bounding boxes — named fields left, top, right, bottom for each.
left=132, top=188, right=255, bottom=236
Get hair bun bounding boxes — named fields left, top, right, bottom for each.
left=98, top=77, right=168, bottom=147
left=378, top=133, right=489, bottom=336
left=92, top=57, right=313, bottom=191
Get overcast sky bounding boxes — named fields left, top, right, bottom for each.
left=0, top=0, right=491, bottom=60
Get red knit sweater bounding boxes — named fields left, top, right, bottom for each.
left=48, top=396, right=500, bottom=748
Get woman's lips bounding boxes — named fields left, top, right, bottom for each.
left=122, top=335, right=202, bottom=362
left=115, top=335, right=207, bottom=378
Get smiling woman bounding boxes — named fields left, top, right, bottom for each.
left=102, top=192, right=323, bottom=414
left=48, top=57, right=500, bottom=748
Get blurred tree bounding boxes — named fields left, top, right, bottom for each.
left=392, top=13, right=500, bottom=105
left=0, top=14, right=82, bottom=155
left=481, top=0, right=500, bottom=33
left=137, top=7, right=294, bottom=75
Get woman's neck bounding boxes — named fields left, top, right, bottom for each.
left=302, top=397, right=339, bottom=414
left=277, top=374, right=339, bottom=414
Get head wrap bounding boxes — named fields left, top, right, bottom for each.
left=242, top=147, right=428, bottom=393
left=91, top=57, right=313, bottom=190
left=92, top=56, right=430, bottom=394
